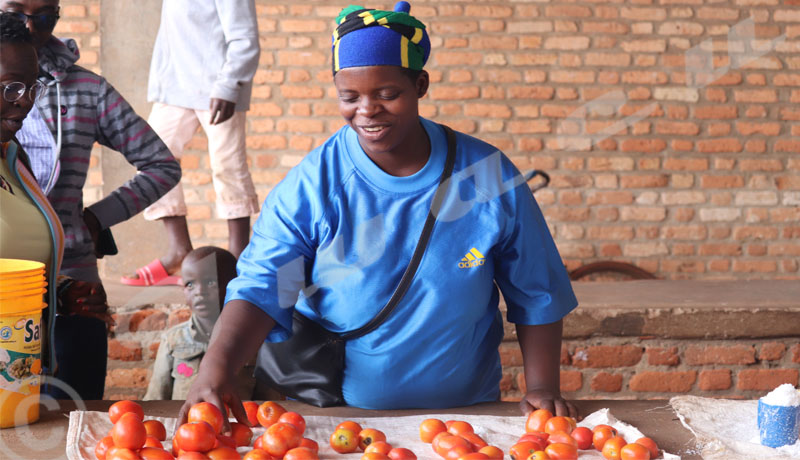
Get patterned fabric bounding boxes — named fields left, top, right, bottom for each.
left=332, top=1, right=430, bottom=74
left=15, top=105, right=58, bottom=194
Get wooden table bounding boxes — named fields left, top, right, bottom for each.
left=0, top=400, right=701, bottom=459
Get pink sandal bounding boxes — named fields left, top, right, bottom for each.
left=120, top=259, right=182, bottom=286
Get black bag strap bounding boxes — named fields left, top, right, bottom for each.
left=338, top=124, right=457, bottom=340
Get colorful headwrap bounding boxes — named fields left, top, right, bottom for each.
left=331, top=1, right=430, bottom=74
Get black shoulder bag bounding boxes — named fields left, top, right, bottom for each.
left=254, top=125, right=457, bottom=407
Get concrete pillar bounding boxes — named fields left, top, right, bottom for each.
left=98, top=0, right=167, bottom=279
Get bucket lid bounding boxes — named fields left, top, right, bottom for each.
left=0, top=259, right=46, bottom=277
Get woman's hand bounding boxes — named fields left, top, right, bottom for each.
left=82, top=208, right=103, bottom=258
left=58, top=280, right=115, bottom=330
left=520, top=388, right=579, bottom=419
left=177, top=358, right=250, bottom=434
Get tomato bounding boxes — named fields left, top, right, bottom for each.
left=109, top=400, right=145, bottom=424
left=525, top=452, right=548, bottom=460
left=544, top=417, right=574, bottom=435
left=337, top=420, right=364, bottom=434
left=299, top=438, right=319, bottom=453
left=547, top=431, right=576, bottom=447
left=514, top=436, right=545, bottom=452
left=365, top=441, right=394, bottom=455
left=215, top=435, right=237, bottom=450
left=207, top=446, right=242, bottom=460
left=242, top=401, right=260, bottom=427
left=431, top=432, right=452, bottom=454
left=525, top=409, right=553, bottom=433
left=457, top=453, right=488, bottom=460
left=388, top=447, right=417, bottom=460
left=601, top=437, right=627, bottom=460
left=444, top=445, right=473, bottom=460
left=113, top=412, right=147, bottom=450
left=261, top=422, right=302, bottom=458
left=176, top=421, right=217, bottom=453
left=545, top=442, right=578, bottom=460
left=358, top=428, right=387, bottom=451
left=144, top=436, right=164, bottom=448
left=592, top=426, right=617, bottom=451
left=172, top=436, right=182, bottom=456
left=477, top=446, right=503, bottom=460
left=434, top=435, right=472, bottom=458
left=139, top=447, right=175, bottom=460
left=242, top=449, right=274, bottom=460
left=419, top=419, right=447, bottom=443
left=278, top=412, right=306, bottom=435
left=253, top=436, right=264, bottom=451
left=177, top=453, right=211, bottom=460
left=230, top=422, right=253, bottom=447
left=570, top=427, right=592, bottom=450
left=620, top=443, right=651, bottom=460
left=95, top=435, right=115, bottom=460
left=509, top=441, right=542, bottom=460
left=188, top=402, right=225, bottom=435
left=361, top=453, right=391, bottom=460
left=634, top=437, right=659, bottom=459
left=143, top=420, right=168, bottom=442
left=518, top=433, right=549, bottom=446
left=284, top=447, right=318, bottom=460
left=106, top=447, right=141, bottom=460
left=447, top=421, right=474, bottom=436
left=256, top=402, right=286, bottom=428
left=459, top=432, right=487, bottom=450
left=330, top=428, right=359, bottom=454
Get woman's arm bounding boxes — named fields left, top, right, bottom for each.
left=517, top=320, right=578, bottom=418
left=177, top=299, right=275, bottom=431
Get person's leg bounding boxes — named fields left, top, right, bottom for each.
left=47, top=315, right=108, bottom=400
left=197, top=110, right=259, bottom=258
left=134, top=103, right=201, bottom=276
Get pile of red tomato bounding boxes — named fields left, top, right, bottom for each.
left=328, top=420, right=417, bottom=460
left=418, top=418, right=504, bottom=460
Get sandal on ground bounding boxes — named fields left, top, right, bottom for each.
left=120, top=259, right=182, bottom=286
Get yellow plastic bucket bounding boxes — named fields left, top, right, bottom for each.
left=0, top=303, right=45, bottom=428
left=0, top=276, right=46, bottom=293
left=0, top=259, right=45, bottom=279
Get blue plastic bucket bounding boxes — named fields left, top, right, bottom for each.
left=758, top=399, right=800, bottom=448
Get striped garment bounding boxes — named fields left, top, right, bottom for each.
left=25, top=37, right=181, bottom=281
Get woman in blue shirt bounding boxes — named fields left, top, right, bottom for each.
left=181, top=1, right=578, bottom=423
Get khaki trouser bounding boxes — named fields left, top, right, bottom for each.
left=143, top=103, right=259, bottom=220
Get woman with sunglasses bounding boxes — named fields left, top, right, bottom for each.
left=0, top=0, right=181, bottom=400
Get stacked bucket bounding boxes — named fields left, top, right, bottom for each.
left=0, top=258, right=47, bottom=428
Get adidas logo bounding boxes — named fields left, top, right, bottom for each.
left=459, top=247, right=485, bottom=269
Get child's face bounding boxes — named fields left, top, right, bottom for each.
left=181, top=255, right=224, bottom=327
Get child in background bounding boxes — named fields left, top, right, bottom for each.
left=144, top=246, right=253, bottom=400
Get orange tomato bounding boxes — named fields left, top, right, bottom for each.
left=592, top=426, right=617, bottom=451
left=188, top=402, right=225, bottom=435
left=477, top=446, right=503, bottom=460
left=207, top=446, right=242, bottom=460
left=109, top=400, right=145, bottom=424
left=361, top=453, right=391, bottom=460
left=545, top=442, right=578, bottom=460
left=447, top=421, right=474, bottom=436
left=620, top=443, right=651, bottom=460
left=330, top=428, right=359, bottom=454
left=215, top=434, right=237, bottom=450
left=460, top=432, right=488, bottom=451
left=525, top=409, right=553, bottom=433
left=457, top=453, right=489, bottom=460
left=365, top=441, right=394, bottom=455
left=388, top=447, right=417, bottom=460
left=518, top=433, right=549, bottom=447
left=230, top=422, right=253, bottom=447
left=176, top=421, right=217, bottom=453
left=601, top=437, right=627, bottom=460
left=253, top=435, right=264, bottom=451
left=525, top=452, right=549, bottom=460
left=444, top=445, right=473, bottom=460
left=570, top=427, right=592, bottom=450
left=95, top=435, right=115, bottom=460
left=144, top=436, right=164, bottom=449
left=112, top=412, right=147, bottom=450
left=544, top=417, right=574, bottom=435
left=431, top=432, right=452, bottom=454
left=144, top=420, right=167, bottom=442
left=261, top=422, right=302, bottom=458
left=278, top=412, right=307, bottom=435
left=178, top=452, right=211, bottom=460
left=419, top=419, right=447, bottom=443
left=256, top=401, right=287, bottom=428
left=139, top=447, right=175, bottom=460
left=284, top=447, right=319, bottom=460
left=434, top=435, right=472, bottom=458
left=299, top=438, right=319, bottom=453
left=242, top=401, right=260, bottom=427
left=106, top=447, right=141, bottom=460
left=358, top=428, right=387, bottom=451
left=337, top=420, right=364, bottom=434
left=634, top=437, right=659, bottom=459
left=242, top=449, right=274, bottom=460
left=509, top=441, right=542, bottom=460
left=546, top=431, right=576, bottom=447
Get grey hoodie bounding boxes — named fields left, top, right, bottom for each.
left=29, top=37, right=181, bottom=281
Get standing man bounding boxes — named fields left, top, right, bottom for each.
left=122, top=0, right=261, bottom=286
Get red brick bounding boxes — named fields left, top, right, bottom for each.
left=591, top=372, right=624, bottom=392
left=621, top=139, right=667, bottom=153
left=775, top=140, right=800, bottom=153
left=560, top=371, right=583, bottom=392
left=544, top=37, right=590, bottom=50
left=561, top=344, right=570, bottom=365
left=276, top=51, right=326, bottom=66
left=629, top=371, right=697, bottom=393
left=499, top=373, right=514, bottom=392
left=701, top=175, right=745, bottom=188
left=734, top=89, right=777, bottom=103
left=108, top=339, right=142, bottom=362
left=168, top=308, right=191, bottom=327
left=464, top=5, right=513, bottom=17
left=736, top=122, right=782, bottom=136
left=430, top=86, right=480, bottom=100
left=105, top=368, right=149, bottom=389
left=694, top=106, right=737, bottom=119
left=647, top=347, right=680, bottom=366
left=759, top=343, right=787, bottom=361
left=656, top=121, right=699, bottom=135
left=499, top=344, right=523, bottom=366
left=737, top=369, right=799, bottom=390
left=685, top=345, right=756, bottom=365
left=699, top=370, right=732, bottom=391
left=664, top=158, right=708, bottom=171
left=572, top=345, right=644, bottom=368
left=148, top=342, right=160, bottom=360
left=792, top=344, right=800, bottom=364
left=129, top=310, right=168, bottom=332
left=464, top=104, right=512, bottom=118
left=697, top=139, right=743, bottom=153
left=279, top=19, right=326, bottom=33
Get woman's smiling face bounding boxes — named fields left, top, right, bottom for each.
left=0, top=42, right=38, bottom=142
left=334, top=65, right=428, bottom=159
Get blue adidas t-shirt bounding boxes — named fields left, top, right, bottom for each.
left=227, top=117, right=577, bottom=409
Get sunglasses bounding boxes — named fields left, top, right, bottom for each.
left=3, top=9, right=60, bottom=31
